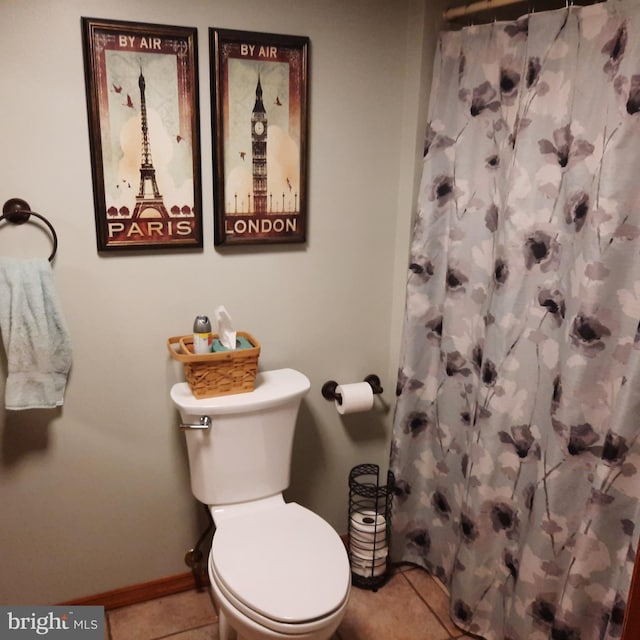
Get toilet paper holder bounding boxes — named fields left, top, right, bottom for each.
left=321, top=375, right=383, bottom=405
left=348, top=463, right=395, bottom=590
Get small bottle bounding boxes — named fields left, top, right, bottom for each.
left=192, top=315, right=213, bottom=354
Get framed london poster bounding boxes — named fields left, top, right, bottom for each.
left=210, top=28, right=309, bottom=245
left=82, top=18, right=202, bottom=252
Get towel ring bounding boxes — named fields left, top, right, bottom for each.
left=0, top=198, right=58, bottom=262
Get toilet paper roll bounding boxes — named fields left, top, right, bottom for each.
left=351, top=553, right=387, bottom=567
left=350, top=509, right=386, bottom=533
left=350, top=527, right=387, bottom=545
left=350, top=554, right=387, bottom=577
left=352, top=563, right=386, bottom=578
left=350, top=539, right=389, bottom=559
left=335, top=382, right=374, bottom=415
left=349, top=536, right=387, bottom=549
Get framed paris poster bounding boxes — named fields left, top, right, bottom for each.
left=82, top=18, right=202, bottom=252
left=210, top=28, right=309, bottom=246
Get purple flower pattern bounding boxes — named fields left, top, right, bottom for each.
left=392, top=3, right=640, bottom=640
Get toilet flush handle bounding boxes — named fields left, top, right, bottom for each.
left=180, top=416, right=211, bottom=430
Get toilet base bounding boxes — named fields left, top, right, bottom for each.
left=217, top=607, right=236, bottom=640
left=209, top=564, right=347, bottom=640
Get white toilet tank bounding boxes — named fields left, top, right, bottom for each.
left=170, top=368, right=311, bottom=506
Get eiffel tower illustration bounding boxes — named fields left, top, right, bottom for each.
left=132, top=68, right=169, bottom=219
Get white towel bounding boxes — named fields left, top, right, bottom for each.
left=0, top=258, right=72, bottom=410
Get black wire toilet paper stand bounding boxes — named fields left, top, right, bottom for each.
left=348, top=464, right=395, bottom=591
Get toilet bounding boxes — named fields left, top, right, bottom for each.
left=171, top=368, right=351, bottom=640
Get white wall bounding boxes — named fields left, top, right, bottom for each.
left=0, top=0, right=443, bottom=604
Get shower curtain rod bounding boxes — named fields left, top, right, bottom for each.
left=443, top=0, right=529, bottom=21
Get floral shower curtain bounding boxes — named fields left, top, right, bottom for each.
left=390, top=2, right=640, bottom=639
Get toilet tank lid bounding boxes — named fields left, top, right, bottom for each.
left=170, top=368, right=310, bottom=414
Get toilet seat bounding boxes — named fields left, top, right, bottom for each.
left=210, top=502, right=351, bottom=633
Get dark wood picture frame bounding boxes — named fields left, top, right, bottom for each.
left=82, top=17, right=202, bottom=252
left=210, top=28, right=309, bottom=246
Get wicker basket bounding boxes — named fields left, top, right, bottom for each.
left=167, top=332, right=260, bottom=399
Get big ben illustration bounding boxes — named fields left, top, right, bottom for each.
left=251, top=74, right=268, bottom=214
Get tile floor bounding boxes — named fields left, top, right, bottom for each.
left=105, top=565, right=474, bottom=640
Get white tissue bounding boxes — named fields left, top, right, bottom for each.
left=349, top=508, right=389, bottom=578
left=350, top=509, right=386, bottom=533
left=349, top=552, right=387, bottom=577
left=214, top=305, right=236, bottom=350
left=350, top=527, right=387, bottom=545
left=335, top=382, right=374, bottom=415
left=350, top=538, right=388, bottom=558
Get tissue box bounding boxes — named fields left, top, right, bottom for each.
left=212, top=336, right=254, bottom=352
left=168, top=332, right=260, bottom=398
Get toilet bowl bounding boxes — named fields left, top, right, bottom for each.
left=170, top=369, right=352, bottom=640
left=209, top=498, right=350, bottom=640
